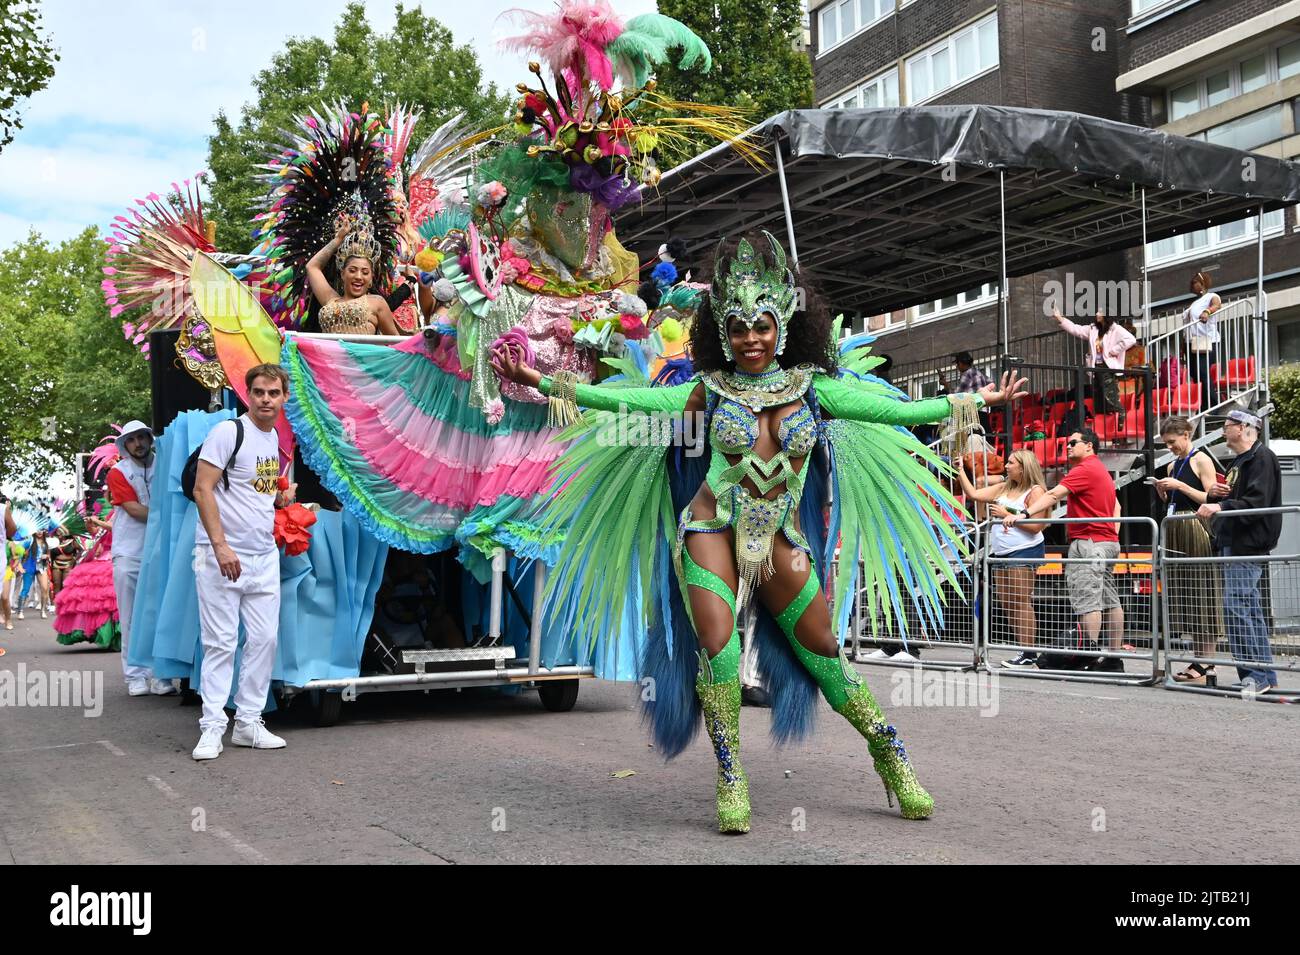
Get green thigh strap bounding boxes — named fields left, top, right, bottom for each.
left=681, top=548, right=740, bottom=685
left=776, top=570, right=820, bottom=635
left=775, top=569, right=861, bottom=709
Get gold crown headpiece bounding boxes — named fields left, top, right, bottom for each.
left=334, top=211, right=382, bottom=273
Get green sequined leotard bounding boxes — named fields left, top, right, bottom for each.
left=538, top=365, right=980, bottom=604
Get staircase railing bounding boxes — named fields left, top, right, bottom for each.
left=1138, top=294, right=1265, bottom=470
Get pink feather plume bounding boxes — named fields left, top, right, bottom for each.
left=500, top=1, right=624, bottom=91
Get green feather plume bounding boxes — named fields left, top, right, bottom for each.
left=608, top=14, right=713, bottom=90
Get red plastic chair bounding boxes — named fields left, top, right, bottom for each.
left=1048, top=401, right=1075, bottom=425
left=1045, top=437, right=1068, bottom=467
left=1091, top=413, right=1122, bottom=442
left=1021, top=437, right=1066, bottom=467
left=1210, top=357, right=1257, bottom=390
left=1167, top=382, right=1201, bottom=413
left=1122, top=403, right=1146, bottom=440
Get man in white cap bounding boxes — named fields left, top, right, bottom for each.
left=106, top=420, right=174, bottom=696
left=1199, top=406, right=1281, bottom=696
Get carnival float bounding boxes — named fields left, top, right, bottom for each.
left=101, top=3, right=748, bottom=722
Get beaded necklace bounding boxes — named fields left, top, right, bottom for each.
left=705, top=362, right=815, bottom=413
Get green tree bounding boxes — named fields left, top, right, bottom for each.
left=650, top=0, right=813, bottom=169
left=1269, top=363, right=1300, bottom=440
left=0, top=228, right=150, bottom=487
left=0, top=0, right=60, bottom=152
left=206, top=1, right=511, bottom=251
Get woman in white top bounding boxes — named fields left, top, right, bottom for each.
left=959, top=449, right=1049, bottom=668
left=1050, top=306, right=1137, bottom=429
left=1181, top=271, right=1221, bottom=412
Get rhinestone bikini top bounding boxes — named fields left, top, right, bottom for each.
left=319, top=297, right=375, bottom=334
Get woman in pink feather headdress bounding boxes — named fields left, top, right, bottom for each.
left=53, top=431, right=125, bottom=650
left=53, top=497, right=120, bottom=651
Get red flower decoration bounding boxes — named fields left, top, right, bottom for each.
left=274, top=503, right=317, bottom=556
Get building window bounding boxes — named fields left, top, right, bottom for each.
left=1279, top=39, right=1300, bottom=79
left=818, top=0, right=893, bottom=55
left=912, top=283, right=997, bottom=321
left=1240, top=53, right=1269, bottom=94
left=823, top=68, right=900, bottom=109
left=1131, top=0, right=1178, bottom=17
left=868, top=310, right=907, bottom=333
left=904, top=14, right=999, bottom=104
left=1202, top=104, right=1286, bottom=151
left=1169, top=81, right=1198, bottom=121
left=1147, top=210, right=1284, bottom=266
left=1166, top=42, right=1300, bottom=123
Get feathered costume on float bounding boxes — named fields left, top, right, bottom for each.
left=53, top=434, right=124, bottom=650
left=515, top=232, right=983, bottom=830
left=279, top=2, right=749, bottom=581
left=254, top=103, right=404, bottom=331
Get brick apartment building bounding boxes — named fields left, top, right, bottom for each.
left=806, top=0, right=1300, bottom=386
left=1115, top=0, right=1300, bottom=365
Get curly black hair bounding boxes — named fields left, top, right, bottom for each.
left=690, top=232, right=839, bottom=376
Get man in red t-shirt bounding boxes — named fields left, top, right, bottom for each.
left=1005, top=429, right=1125, bottom=671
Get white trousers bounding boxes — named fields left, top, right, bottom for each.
left=195, top=546, right=281, bottom=732
left=112, top=555, right=151, bottom=682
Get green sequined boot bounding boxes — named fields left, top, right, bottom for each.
left=774, top=572, right=934, bottom=821
left=696, top=644, right=750, bottom=835
left=834, top=681, right=934, bottom=820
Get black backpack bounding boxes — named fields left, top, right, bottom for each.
left=181, top=418, right=244, bottom=501
left=1037, top=623, right=1101, bottom=671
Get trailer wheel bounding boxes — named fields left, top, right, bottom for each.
left=311, top=689, right=344, bottom=727
left=537, top=679, right=579, bottom=712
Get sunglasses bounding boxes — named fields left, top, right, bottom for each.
left=1067, top=439, right=1090, bottom=448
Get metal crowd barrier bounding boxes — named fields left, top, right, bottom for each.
left=981, top=516, right=1159, bottom=684
left=846, top=433, right=992, bottom=671
left=1160, top=507, right=1300, bottom=700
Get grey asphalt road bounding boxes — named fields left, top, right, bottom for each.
left=2, top=614, right=1295, bottom=864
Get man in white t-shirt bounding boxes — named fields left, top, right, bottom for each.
left=106, top=420, right=175, bottom=696
left=191, top=364, right=296, bottom=760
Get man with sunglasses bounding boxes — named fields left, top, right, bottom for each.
left=1198, top=407, right=1280, bottom=696
left=1005, top=429, right=1124, bottom=671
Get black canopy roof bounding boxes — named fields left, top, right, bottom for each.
left=614, top=106, right=1300, bottom=314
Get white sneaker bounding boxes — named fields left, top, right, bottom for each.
left=149, top=678, right=178, bottom=696
left=893, top=651, right=920, bottom=663
left=16, top=610, right=23, bottom=620
left=231, top=718, right=286, bottom=750
left=127, top=678, right=150, bottom=697
left=864, top=649, right=890, bottom=659
left=40, top=609, right=47, bottom=619
left=192, top=727, right=224, bottom=760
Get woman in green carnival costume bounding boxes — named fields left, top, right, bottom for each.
left=493, top=232, right=1026, bottom=833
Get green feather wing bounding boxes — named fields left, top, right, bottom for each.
left=533, top=411, right=677, bottom=650
left=824, top=416, right=970, bottom=641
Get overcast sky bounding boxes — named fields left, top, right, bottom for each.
left=0, top=0, right=657, bottom=248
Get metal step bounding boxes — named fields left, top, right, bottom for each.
left=401, top=646, right=517, bottom=672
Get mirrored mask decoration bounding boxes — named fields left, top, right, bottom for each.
left=467, top=222, right=504, bottom=301
left=175, top=307, right=227, bottom=392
